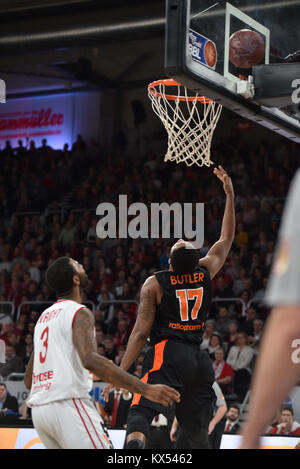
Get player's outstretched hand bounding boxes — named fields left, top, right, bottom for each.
left=144, top=384, right=180, bottom=407
left=213, top=165, right=234, bottom=197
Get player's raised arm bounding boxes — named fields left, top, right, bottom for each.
left=199, top=166, right=235, bottom=279
left=119, top=275, right=157, bottom=373
left=73, top=306, right=178, bottom=407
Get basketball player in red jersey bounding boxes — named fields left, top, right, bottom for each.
left=24, top=257, right=180, bottom=449
left=106, top=166, right=235, bottom=449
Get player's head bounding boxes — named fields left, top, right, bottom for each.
left=169, top=239, right=199, bottom=274
left=46, top=257, right=88, bottom=297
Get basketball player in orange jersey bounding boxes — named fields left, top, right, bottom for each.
left=24, top=257, right=180, bottom=449
left=107, top=165, right=235, bottom=449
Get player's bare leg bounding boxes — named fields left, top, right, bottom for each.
left=126, top=431, right=146, bottom=449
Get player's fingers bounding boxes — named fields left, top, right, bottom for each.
left=166, top=395, right=176, bottom=406
left=213, top=168, right=223, bottom=181
left=158, top=393, right=176, bottom=406
left=162, top=398, right=171, bottom=407
left=168, top=387, right=181, bottom=401
left=218, top=165, right=227, bottom=175
left=165, top=387, right=181, bottom=403
left=214, top=166, right=225, bottom=178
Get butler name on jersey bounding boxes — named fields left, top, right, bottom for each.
left=150, top=265, right=212, bottom=346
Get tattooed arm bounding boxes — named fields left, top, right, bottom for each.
left=73, top=304, right=178, bottom=406
left=119, top=275, right=157, bottom=372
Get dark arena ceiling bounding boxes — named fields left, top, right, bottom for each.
left=0, top=0, right=167, bottom=97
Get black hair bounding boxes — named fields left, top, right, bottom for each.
left=46, top=257, right=77, bottom=296
left=170, top=246, right=199, bottom=274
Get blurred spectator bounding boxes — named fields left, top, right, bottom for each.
left=0, top=254, right=12, bottom=273
left=72, top=134, right=86, bottom=152
left=249, top=319, right=264, bottom=355
left=103, top=335, right=118, bottom=362
left=213, top=277, right=234, bottom=310
left=265, top=241, right=275, bottom=267
left=20, top=333, right=33, bottom=366
left=224, top=405, right=241, bottom=434
left=238, top=307, right=258, bottom=338
left=0, top=382, right=19, bottom=418
left=7, top=332, right=22, bottom=356
left=0, top=322, right=20, bottom=345
left=95, top=325, right=104, bottom=346
left=114, top=345, right=126, bottom=366
left=0, top=344, right=25, bottom=378
left=265, top=407, right=283, bottom=433
left=223, top=320, right=239, bottom=353
left=133, top=363, right=143, bottom=378
left=26, top=322, right=36, bottom=336
left=113, top=319, right=130, bottom=348
left=58, top=220, right=77, bottom=246
left=135, top=351, right=145, bottom=367
left=215, top=307, right=231, bottom=339
left=15, top=314, right=28, bottom=336
left=251, top=267, right=264, bottom=293
left=104, top=388, right=132, bottom=428
left=269, top=406, right=300, bottom=436
left=226, top=332, right=254, bottom=402
left=108, top=309, right=126, bottom=336
left=15, top=140, right=26, bottom=158
left=208, top=333, right=223, bottom=361
left=235, top=223, right=248, bottom=247
left=97, top=343, right=106, bottom=357
left=0, top=316, right=14, bottom=337
left=212, top=348, right=234, bottom=395
left=5, top=278, right=23, bottom=307
left=200, top=320, right=216, bottom=351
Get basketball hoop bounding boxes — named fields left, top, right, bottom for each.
left=148, top=79, right=222, bottom=167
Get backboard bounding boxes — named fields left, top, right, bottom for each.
left=165, top=0, right=300, bottom=142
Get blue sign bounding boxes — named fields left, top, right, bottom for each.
left=188, top=29, right=217, bottom=69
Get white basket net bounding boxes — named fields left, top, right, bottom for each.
left=148, top=79, right=222, bottom=167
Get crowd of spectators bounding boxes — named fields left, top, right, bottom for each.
left=0, top=126, right=299, bottom=405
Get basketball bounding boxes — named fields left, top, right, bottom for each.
left=204, top=41, right=217, bottom=68
left=229, top=29, right=265, bottom=69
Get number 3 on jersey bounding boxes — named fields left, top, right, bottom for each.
left=39, top=326, right=49, bottom=363
left=176, top=288, right=203, bottom=322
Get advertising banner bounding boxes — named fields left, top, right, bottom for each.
left=220, top=434, right=300, bottom=449
left=0, top=91, right=100, bottom=150
left=0, top=428, right=126, bottom=449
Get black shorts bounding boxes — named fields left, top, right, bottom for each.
left=130, top=339, right=215, bottom=434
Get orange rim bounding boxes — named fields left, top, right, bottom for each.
left=148, top=78, right=211, bottom=103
